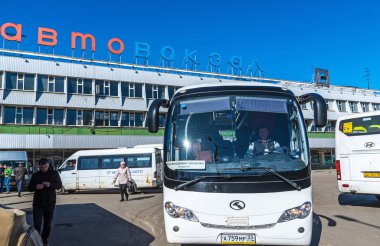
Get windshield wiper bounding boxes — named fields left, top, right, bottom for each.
left=174, top=175, right=230, bottom=191
left=224, top=166, right=301, bottom=191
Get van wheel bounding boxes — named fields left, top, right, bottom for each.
left=67, top=190, right=76, bottom=194
left=56, top=187, right=64, bottom=194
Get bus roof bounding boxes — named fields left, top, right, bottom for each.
left=0, top=151, right=28, bottom=161
left=337, top=111, right=380, bottom=122
left=134, top=144, right=163, bottom=150
left=69, top=148, right=160, bottom=158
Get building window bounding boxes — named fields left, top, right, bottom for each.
left=146, top=84, right=164, bottom=99
left=68, top=77, right=92, bottom=94
left=310, top=121, right=324, bottom=132
left=37, top=108, right=64, bottom=125
left=4, top=106, right=33, bottom=124
left=67, top=109, right=92, bottom=125
left=361, top=102, right=369, bottom=112
left=121, top=112, right=143, bottom=127
left=95, top=110, right=119, bottom=126
left=0, top=71, right=3, bottom=88
left=336, top=100, right=346, bottom=112
left=325, top=121, right=336, bottom=132
left=349, top=101, right=358, bottom=113
left=38, top=75, right=65, bottom=93
left=326, top=100, right=334, bottom=111
left=95, top=80, right=118, bottom=96
left=6, top=72, right=34, bottom=90
left=373, top=103, right=380, bottom=111
left=168, top=86, right=180, bottom=99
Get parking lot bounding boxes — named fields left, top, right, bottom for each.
left=1, top=169, right=380, bottom=246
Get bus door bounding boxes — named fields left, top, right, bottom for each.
left=127, top=154, right=153, bottom=188
left=77, top=156, right=100, bottom=189
left=59, top=159, right=78, bottom=190
left=155, top=151, right=163, bottom=186
left=99, top=155, right=124, bottom=189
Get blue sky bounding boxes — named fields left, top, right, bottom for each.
left=1, top=0, right=380, bottom=89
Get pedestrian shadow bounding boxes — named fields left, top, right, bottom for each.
left=180, top=213, right=323, bottom=246
left=24, top=203, right=155, bottom=246
left=338, top=194, right=380, bottom=208
left=129, top=195, right=155, bottom=201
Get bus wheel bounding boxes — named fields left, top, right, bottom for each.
left=67, top=190, right=76, bottom=194
left=375, top=195, right=380, bottom=201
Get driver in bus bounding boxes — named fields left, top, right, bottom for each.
left=250, top=126, right=282, bottom=156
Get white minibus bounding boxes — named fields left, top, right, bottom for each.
left=58, top=147, right=162, bottom=193
left=336, top=111, right=380, bottom=200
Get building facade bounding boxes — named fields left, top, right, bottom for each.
left=1, top=49, right=380, bottom=169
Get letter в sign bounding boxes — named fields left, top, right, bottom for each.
left=161, top=46, right=175, bottom=61
left=38, top=27, right=58, bottom=46
left=108, top=38, right=125, bottom=55
left=71, top=32, right=96, bottom=51
left=209, top=53, right=221, bottom=67
left=230, top=56, right=242, bottom=69
left=0, top=23, right=22, bottom=42
left=135, top=42, right=150, bottom=58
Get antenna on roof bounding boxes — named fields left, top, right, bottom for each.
left=364, top=67, right=370, bottom=89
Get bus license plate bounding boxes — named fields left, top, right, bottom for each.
left=363, top=172, right=380, bottom=178
left=221, top=234, right=256, bottom=245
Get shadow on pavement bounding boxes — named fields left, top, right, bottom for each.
left=23, top=203, right=155, bottom=246
left=334, top=215, right=380, bottom=230
left=338, top=194, right=380, bottom=208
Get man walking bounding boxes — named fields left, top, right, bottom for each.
left=28, top=158, right=62, bottom=246
left=113, top=161, right=132, bottom=202
left=4, top=164, right=12, bottom=194
left=14, top=163, right=28, bottom=197
left=0, top=163, right=4, bottom=193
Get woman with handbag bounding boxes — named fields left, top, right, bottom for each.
left=113, top=161, right=132, bottom=202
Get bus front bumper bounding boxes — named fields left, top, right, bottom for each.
left=164, top=212, right=313, bottom=245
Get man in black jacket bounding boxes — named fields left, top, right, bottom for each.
left=28, top=158, right=62, bottom=246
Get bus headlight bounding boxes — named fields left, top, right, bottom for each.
left=277, top=202, right=312, bottom=223
left=164, top=201, right=199, bottom=222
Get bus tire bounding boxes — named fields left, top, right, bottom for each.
left=375, top=195, right=380, bottom=201
left=67, top=190, right=76, bottom=194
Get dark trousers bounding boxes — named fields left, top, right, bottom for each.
left=17, top=179, right=23, bottom=194
left=0, top=177, right=3, bottom=193
left=119, top=183, right=128, bottom=200
left=33, top=204, right=55, bottom=244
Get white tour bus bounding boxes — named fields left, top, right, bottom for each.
left=148, top=83, right=327, bottom=245
left=336, top=111, right=380, bottom=200
left=58, top=147, right=162, bottom=193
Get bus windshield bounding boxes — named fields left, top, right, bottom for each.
left=165, top=94, right=309, bottom=181
left=339, top=115, right=380, bottom=136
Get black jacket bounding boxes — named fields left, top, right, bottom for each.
left=28, top=170, right=62, bottom=207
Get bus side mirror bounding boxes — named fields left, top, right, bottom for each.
left=299, top=93, right=327, bottom=127
left=148, top=99, right=170, bottom=133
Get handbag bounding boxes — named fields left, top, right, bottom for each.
left=127, top=179, right=136, bottom=194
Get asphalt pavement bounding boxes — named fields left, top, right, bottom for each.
left=1, top=170, right=380, bottom=246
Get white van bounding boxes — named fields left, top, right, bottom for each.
left=58, top=147, right=162, bottom=193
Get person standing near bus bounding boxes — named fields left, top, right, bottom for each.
left=14, top=163, right=28, bottom=197
left=113, top=161, right=132, bottom=202
left=28, top=158, right=62, bottom=246
left=0, top=163, right=4, bottom=193
left=4, top=164, right=12, bottom=194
